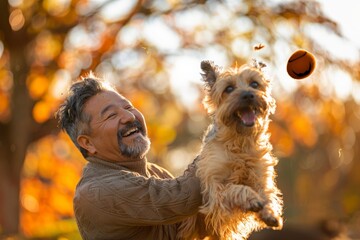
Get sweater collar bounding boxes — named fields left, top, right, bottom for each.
left=86, top=156, right=150, bottom=177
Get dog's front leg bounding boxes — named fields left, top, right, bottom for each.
left=222, top=184, right=265, bottom=213
left=257, top=187, right=283, bottom=229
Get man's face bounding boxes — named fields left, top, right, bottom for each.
left=79, top=90, right=150, bottom=162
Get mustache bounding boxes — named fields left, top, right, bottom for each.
left=117, top=120, right=144, bottom=138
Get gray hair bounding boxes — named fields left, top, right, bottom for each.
left=56, top=73, right=115, bottom=157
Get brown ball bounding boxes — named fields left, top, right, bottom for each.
left=287, top=49, right=316, bottom=79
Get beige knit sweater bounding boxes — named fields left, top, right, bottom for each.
left=74, top=156, right=202, bottom=240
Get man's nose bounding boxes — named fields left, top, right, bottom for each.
left=120, top=109, right=136, bottom=124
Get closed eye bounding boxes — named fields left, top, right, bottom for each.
left=125, top=105, right=134, bottom=110
left=106, top=113, right=117, bottom=119
left=250, top=81, right=259, bottom=89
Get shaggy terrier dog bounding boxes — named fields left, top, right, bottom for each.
left=178, top=60, right=283, bottom=240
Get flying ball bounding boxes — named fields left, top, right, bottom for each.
left=286, top=49, right=316, bottom=79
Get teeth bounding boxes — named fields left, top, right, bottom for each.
left=123, top=127, right=138, bottom=137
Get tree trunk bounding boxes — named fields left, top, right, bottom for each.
left=0, top=124, right=21, bottom=236
left=0, top=0, right=34, bottom=232
left=0, top=149, right=21, bottom=236
left=0, top=46, right=33, bottom=236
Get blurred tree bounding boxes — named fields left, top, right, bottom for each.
left=0, top=0, right=359, bottom=238
left=0, top=0, right=206, bottom=236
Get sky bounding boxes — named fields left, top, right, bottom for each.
left=268, top=0, right=360, bottom=52
left=312, top=0, right=360, bottom=102
left=318, top=0, right=360, bottom=49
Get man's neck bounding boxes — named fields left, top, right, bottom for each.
left=86, top=156, right=150, bottom=177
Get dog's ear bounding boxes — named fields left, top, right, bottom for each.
left=201, top=60, right=220, bottom=90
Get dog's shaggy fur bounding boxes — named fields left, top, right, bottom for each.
left=178, top=61, right=283, bottom=240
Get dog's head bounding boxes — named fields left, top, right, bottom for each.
left=201, top=60, right=276, bottom=135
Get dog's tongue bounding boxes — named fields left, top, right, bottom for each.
left=239, top=109, right=256, bottom=126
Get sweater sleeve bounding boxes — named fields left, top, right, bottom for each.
left=74, top=160, right=202, bottom=227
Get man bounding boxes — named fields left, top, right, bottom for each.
left=56, top=73, right=203, bottom=240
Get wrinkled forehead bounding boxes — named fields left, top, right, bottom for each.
left=83, top=90, right=129, bottom=115
left=91, top=89, right=127, bottom=102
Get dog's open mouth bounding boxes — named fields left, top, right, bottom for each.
left=237, top=107, right=256, bottom=127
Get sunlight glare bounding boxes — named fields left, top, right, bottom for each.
left=118, top=25, right=141, bottom=46
left=51, top=69, right=72, bottom=99
left=8, top=0, right=22, bottom=7
left=33, top=101, right=51, bottom=123
left=66, top=23, right=104, bottom=50
left=43, top=0, right=71, bottom=16
left=352, top=82, right=360, bottom=104
left=144, top=17, right=181, bottom=52
left=0, top=41, right=3, bottom=58
left=167, top=55, right=201, bottom=108
left=306, top=24, right=359, bottom=62
left=330, top=68, right=353, bottom=100
left=174, top=8, right=206, bottom=29
left=9, top=8, right=25, bottom=31
left=21, top=194, right=39, bottom=213
left=318, top=0, right=360, bottom=48
left=99, top=0, right=137, bottom=22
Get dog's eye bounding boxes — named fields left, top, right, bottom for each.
left=250, top=81, right=259, bottom=89
left=224, top=86, right=235, bottom=93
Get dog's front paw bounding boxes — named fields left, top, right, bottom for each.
left=263, top=215, right=282, bottom=229
left=246, top=198, right=265, bottom=212
left=231, top=186, right=265, bottom=212
left=259, top=208, right=283, bottom=229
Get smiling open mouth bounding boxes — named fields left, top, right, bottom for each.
left=119, top=121, right=144, bottom=138
left=122, top=127, right=140, bottom=137
left=237, top=107, right=256, bottom=127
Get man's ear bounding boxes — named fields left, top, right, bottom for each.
left=77, top=135, right=96, bottom=155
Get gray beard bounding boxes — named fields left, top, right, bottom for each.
left=117, top=120, right=150, bottom=159
left=118, top=134, right=150, bottom=159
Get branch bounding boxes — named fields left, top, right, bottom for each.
left=274, top=0, right=342, bottom=37
left=30, top=117, right=60, bottom=143
left=51, top=0, right=143, bottom=35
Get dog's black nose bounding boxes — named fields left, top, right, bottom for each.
left=241, top=91, right=255, bottom=101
